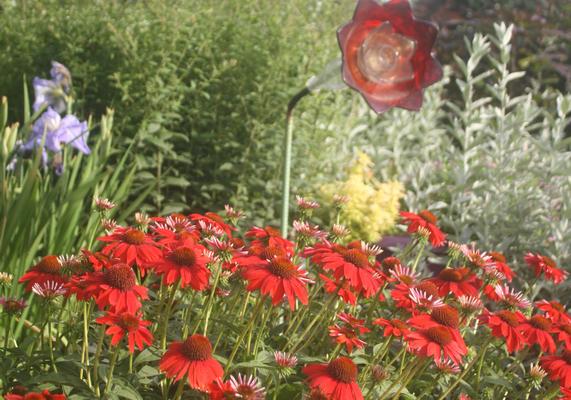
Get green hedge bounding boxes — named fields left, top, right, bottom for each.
left=0, top=0, right=353, bottom=223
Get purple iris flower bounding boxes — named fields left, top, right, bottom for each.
left=22, top=108, right=90, bottom=155
left=33, top=61, right=72, bottom=114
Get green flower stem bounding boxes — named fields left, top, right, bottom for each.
left=389, top=359, right=429, bottom=400
left=286, top=293, right=337, bottom=352
left=80, top=302, right=93, bottom=386
left=436, top=338, right=493, bottom=400
left=410, top=241, right=427, bottom=272
left=202, top=261, right=223, bottom=335
left=226, top=296, right=265, bottom=373
left=173, top=378, right=185, bottom=400
left=3, top=315, right=12, bottom=354
left=103, top=346, right=120, bottom=396
left=161, top=279, right=181, bottom=350
left=328, top=343, right=343, bottom=361
left=252, top=305, right=273, bottom=357
left=47, top=315, right=58, bottom=372
left=181, top=290, right=197, bottom=338
left=377, top=357, right=424, bottom=400
left=92, top=325, right=106, bottom=396
left=280, top=87, right=311, bottom=238
left=360, top=337, right=392, bottom=384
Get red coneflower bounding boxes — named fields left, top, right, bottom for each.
left=152, top=215, right=200, bottom=245
left=518, top=315, right=557, bottom=354
left=408, top=287, right=445, bottom=312
left=308, top=244, right=380, bottom=298
left=405, top=325, right=467, bottom=365
left=154, top=243, right=211, bottom=290
left=32, top=280, right=67, bottom=300
left=98, top=227, right=161, bottom=274
left=191, top=212, right=234, bottom=237
left=554, top=323, right=571, bottom=350
left=494, top=285, right=531, bottom=310
left=96, top=311, right=153, bottom=353
left=430, top=267, right=482, bottom=298
left=229, top=374, right=266, bottom=399
left=4, top=389, right=67, bottom=400
left=274, top=351, right=298, bottom=368
left=479, top=309, right=525, bottom=353
left=319, top=273, right=358, bottom=305
left=435, top=359, right=461, bottom=374
left=389, top=264, right=419, bottom=285
left=541, top=350, right=571, bottom=389
left=241, top=256, right=310, bottom=310
left=525, top=253, right=568, bottom=285
left=329, top=313, right=370, bottom=353
left=489, top=251, right=515, bottom=282
left=400, top=210, right=446, bottom=247
left=159, top=334, right=223, bottom=391
left=81, top=263, right=148, bottom=313
left=209, top=379, right=235, bottom=400
left=303, top=357, right=363, bottom=400
left=0, top=298, right=27, bottom=315
left=408, top=306, right=467, bottom=357
left=245, top=226, right=295, bottom=260
left=390, top=280, right=440, bottom=311
left=536, top=300, right=571, bottom=324
left=19, top=255, right=68, bottom=292
left=373, top=318, right=410, bottom=338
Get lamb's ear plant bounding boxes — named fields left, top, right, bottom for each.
left=311, top=23, right=570, bottom=285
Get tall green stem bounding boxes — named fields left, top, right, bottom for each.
left=104, top=346, right=120, bottom=395
left=280, top=88, right=310, bottom=238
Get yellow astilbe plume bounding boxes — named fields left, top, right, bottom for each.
left=320, top=152, right=404, bottom=242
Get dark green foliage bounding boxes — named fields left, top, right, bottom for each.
left=0, top=0, right=353, bottom=222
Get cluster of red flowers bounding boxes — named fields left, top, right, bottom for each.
left=9, top=203, right=570, bottom=399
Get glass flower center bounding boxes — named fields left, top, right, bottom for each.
left=169, top=247, right=196, bottom=266
left=561, top=324, right=571, bottom=335
left=342, top=249, right=370, bottom=269
left=415, top=281, right=439, bottom=298
left=432, top=306, right=459, bottom=329
left=104, top=264, right=136, bottom=290
left=426, top=326, right=453, bottom=345
left=118, top=313, right=141, bottom=331
left=357, top=22, right=416, bottom=84
left=327, top=357, right=357, bottom=383
left=122, top=228, right=146, bottom=245
left=267, top=257, right=298, bottom=279
left=398, top=275, right=414, bottom=285
left=496, top=311, right=519, bottom=327
left=438, top=268, right=464, bottom=282
left=181, top=334, right=212, bottom=361
left=37, top=255, right=62, bottom=275
left=530, top=315, right=552, bottom=331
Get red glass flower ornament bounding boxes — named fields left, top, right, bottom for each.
left=338, top=0, right=442, bottom=113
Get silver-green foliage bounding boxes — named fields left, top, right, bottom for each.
left=297, top=24, right=570, bottom=287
